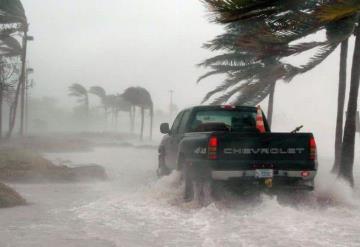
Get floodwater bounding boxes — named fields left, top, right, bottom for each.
left=0, top=146, right=360, bottom=247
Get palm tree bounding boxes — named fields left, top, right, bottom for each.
left=201, top=0, right=360, bottom=185
left=68, top=83, right=89, bottom=117
left=122, top=87, right=154, bottom=140
left=199, top=2, right=357, bottom=105
left=339, top=22, right=360, bottom=186
left=104, top=94, right=132, bottom=130
left=104, top=94, right=117, bottom=127
left=89, top=86, right=108, bottom=122
left=0, top=0, right=27, bottom=139
left=115, top=94, right=132, bottom=129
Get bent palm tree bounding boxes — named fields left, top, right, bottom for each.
left=68, top=83, right=89, bottom=117
left=105, top=94, right=132, bottom=130
left=122, top=87, right=154, bottom=140
left=201, top=0, right=360, bottom=184
left=89, top=86, right=108, bottom=121
left=89, top=86, right=106, bottom=104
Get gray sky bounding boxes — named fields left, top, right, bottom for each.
left=22, top=0, right=222, bottom=111
left=21, top=0, right=359, bottom=155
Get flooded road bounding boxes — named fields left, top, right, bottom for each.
left=1, top=146, right=360, bottom=247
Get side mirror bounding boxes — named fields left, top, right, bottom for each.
left=160, top=123, right=170, bottom=134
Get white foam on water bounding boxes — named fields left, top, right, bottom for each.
left=51, top=148, right=360, bottom=247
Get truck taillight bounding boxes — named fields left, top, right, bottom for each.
left=309, top=137, right=317, bottom=160
left=208, top=136, right=218, bottom=160
left=301, top=171, right=310, bottom=177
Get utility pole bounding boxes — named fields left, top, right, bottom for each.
left=19, top=33, right=33, bottom=136
left=169, top=90, right=174, bottom=117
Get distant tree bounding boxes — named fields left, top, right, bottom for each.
left=122, top=87, right=154, bottom=140
left=104, top=94, right=131, bottom=130
left=89, top=86, right=108, bottom=120
left=68, top=83, right=89, bottom=117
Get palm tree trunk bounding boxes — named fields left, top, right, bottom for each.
left=267, top=81, right=276, bottom=128
left=6, top=80, right=22, bottom=139
left=140, top=107, right=144, bottom=140
left=131, top=106, right=135, bottom=133
left=129, top=109, right=132, bottom=132
left=0, top=81, right=3, bottom=139
left=19, top=31, right=28, bottom=137
left=0, top=63, right=4, bottom=139
left=333, top=40, right=348, bottom=173
left=114, top=111, right=119, bottom=129
left=339, top=26, right=360, bottom=186
left=104, top=106, right=108, bottom=131
left=85, top=94, right=89, bottom=119
left=20, top=76, right=26, bottom=136
left=149, top=106, right=153, bottom=140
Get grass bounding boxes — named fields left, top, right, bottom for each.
left=0, top=183, right=26, bottom=208
left=0, top=148, right=107, bottom=183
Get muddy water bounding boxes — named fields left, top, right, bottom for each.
left=0, top=146, right=359, bottom=247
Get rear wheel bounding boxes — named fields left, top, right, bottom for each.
left=183, top=161, right=213, bottom=206
left=183, top=163, right=193, bottom=201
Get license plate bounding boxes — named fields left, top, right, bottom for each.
left=255, top=169, right=273, bottom=178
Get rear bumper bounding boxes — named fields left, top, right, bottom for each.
left=187, top=160, right=317, bottom=190
left=212, top=170, right=316, bottom=180
left=211, top=170, right=315, bottom=191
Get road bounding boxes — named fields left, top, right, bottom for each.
left=0, top=146, right=359, bottom=247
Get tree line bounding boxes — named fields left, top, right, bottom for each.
left=68, top=83, right=154, bottom=140
left=199, top=0, right=360, bottom=186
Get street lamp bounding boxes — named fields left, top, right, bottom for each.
left=169, top=90, right=174, bottom=117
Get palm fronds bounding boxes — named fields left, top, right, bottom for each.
left=69, top=83, right=88, bottom=104
left=0, top=0, right=27, bottom=25
left=199, top=0, right=359, bottom=106
left=315, top=0, right=360, bottom=22
left=89, top=86, right=106, bottom=101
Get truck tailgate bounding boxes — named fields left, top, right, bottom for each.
left=213, top=132, right=315, bottom=170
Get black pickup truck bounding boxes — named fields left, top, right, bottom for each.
left=158, top=105, right=318, bottom=201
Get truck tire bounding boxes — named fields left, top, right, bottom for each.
left=157, top=154, right=170, bottom=177
left=183, top=160, right=194, bottom=201
left=183, top=161, right=213, bottom=206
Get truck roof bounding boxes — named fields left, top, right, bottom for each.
left=184, top=105, right=257, bottom=112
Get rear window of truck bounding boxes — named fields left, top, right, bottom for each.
left=189, top=110, right=258, bottom=132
